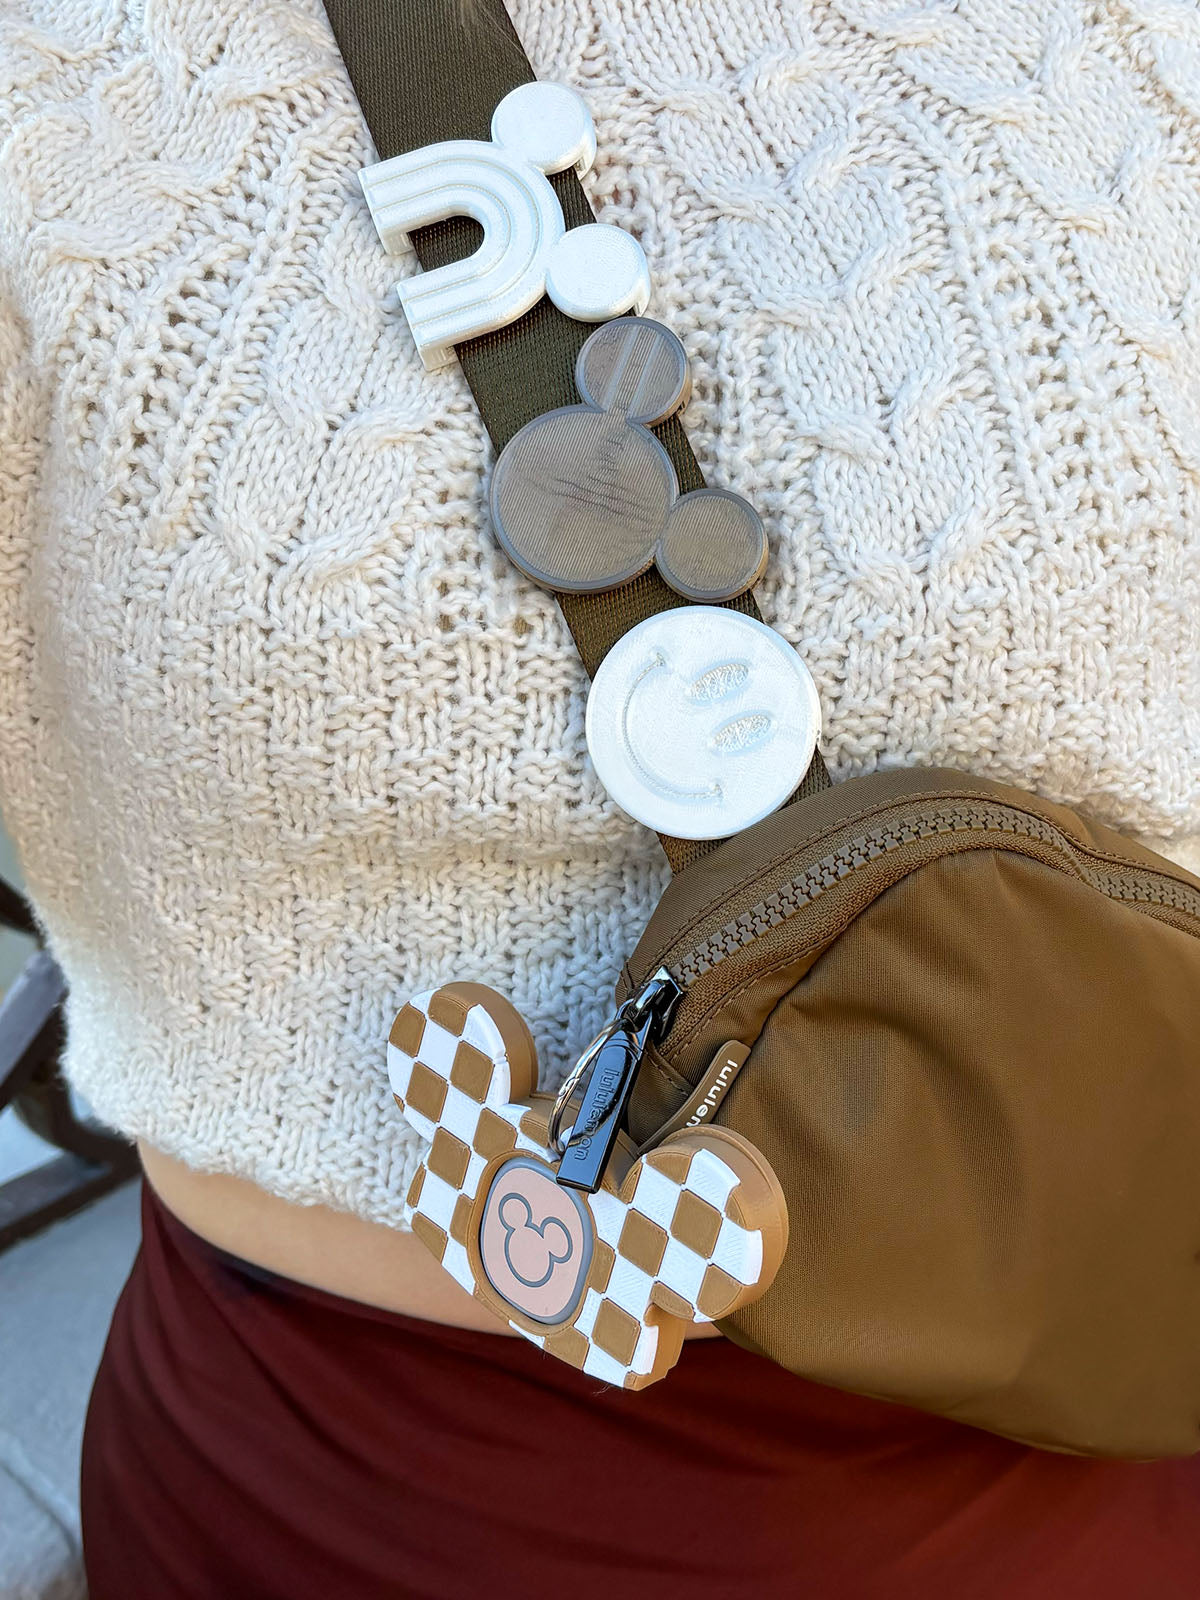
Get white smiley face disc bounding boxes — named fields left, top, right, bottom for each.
left=584, top=607, right=822, bottom=840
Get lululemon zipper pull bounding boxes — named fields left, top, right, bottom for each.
left=549, top=968, right=683, bottom=1194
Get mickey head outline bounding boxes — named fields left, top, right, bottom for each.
left=497, top=1190, right=575, bottom=1288
left=489, top=318, right=770, bottom=603
left=478, top=1152, right=594, bottom=1323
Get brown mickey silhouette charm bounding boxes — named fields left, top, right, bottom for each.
left=489, top=318, right=769, bottom=602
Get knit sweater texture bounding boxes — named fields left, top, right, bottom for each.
left=0, top=0, right=1198, bottom=1226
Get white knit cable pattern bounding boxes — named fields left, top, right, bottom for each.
left=0, top=0, right=1197, bottom=1224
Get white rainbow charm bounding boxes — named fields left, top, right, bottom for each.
left=359, top=82, right=650, bottom=369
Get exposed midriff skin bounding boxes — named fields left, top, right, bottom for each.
left=138, top=1141, right=724, bottom=1340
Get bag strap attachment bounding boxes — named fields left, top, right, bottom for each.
left=321, top=0, right=831, bottom=871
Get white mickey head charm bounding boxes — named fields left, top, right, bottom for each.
left=359, top=82, right=651, bottom=369
left=585, top=607, right=822, bottom=840
left=388, top=983, right=788, bottom=1389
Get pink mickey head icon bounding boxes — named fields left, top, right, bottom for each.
left=489, top=319, right=769, bottom=603
left=480, top=1158, right=593, bottom=1322
left=498, top=1193, right=571, bottom=1284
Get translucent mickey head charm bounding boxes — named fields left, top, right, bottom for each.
left=490, top=318, right=769, bottom=603
left=359, top=82, right=651, bottom=369
left=388, top=983, right=788, bottom=1389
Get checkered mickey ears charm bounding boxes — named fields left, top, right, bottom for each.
left=388, top=983, right=788, bottom=1388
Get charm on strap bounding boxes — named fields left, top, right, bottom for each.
left=388, top=983, right=787, bottom=1390
left=490, top=318, right=769, bottom=603
left=585, top=606, right=822, bottom=840
left=359, top=82, right=650, bottom=369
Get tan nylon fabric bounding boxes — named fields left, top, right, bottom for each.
left=622, top=768, right=1200, bottom=1460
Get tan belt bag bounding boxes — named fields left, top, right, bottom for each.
left=620, top=764, right=1200, bottom=1459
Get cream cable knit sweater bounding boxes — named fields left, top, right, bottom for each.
left=0, top=0, right=1198, bottom=1226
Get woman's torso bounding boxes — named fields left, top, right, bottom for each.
left=2, top=2, right=1194, bottom=1584
left=1, top=1, right=1199, bottom=1235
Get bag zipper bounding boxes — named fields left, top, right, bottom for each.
left=571, top=788, right=1200, bottom=1170
left=664, top=796, right=1200, bottom=992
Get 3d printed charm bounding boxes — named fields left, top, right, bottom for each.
left=388, top=982, right=787, bottom=1389
left=359, top=82, right=651, bottom=369
left=490, top=318, right=770, bottom=602
left=585, top=606, right=822, bottom=839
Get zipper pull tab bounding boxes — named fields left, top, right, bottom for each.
left=550, top=967, right=683, bottom=1194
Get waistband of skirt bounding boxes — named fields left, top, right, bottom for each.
left=138, top=1173, right=530, bottom=1354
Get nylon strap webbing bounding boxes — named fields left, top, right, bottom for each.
left=321, top=0, right=830, bottom=871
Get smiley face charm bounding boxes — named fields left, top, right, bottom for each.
left=388, top=982, right=788, bottom=1389
left=489, top=318, right=769, bottom=603
left=585, top=606, right=822, bottom=839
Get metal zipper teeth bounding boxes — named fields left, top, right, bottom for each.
left=671, top=799, right=1200, bottom=989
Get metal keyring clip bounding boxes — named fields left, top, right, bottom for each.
left=547, top=968, right=684, bottom=1191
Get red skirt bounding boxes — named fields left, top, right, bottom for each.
left=81, top=1182, right=1200, bottom=1600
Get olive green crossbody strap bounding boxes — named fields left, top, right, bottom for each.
left=320, top=0, right=831, bottom=871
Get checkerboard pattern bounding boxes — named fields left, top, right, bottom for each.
left=388, top=983, right=786, bottom=1389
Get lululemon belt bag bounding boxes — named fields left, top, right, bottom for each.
left=322, top=0, right=1200, bottom=1459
